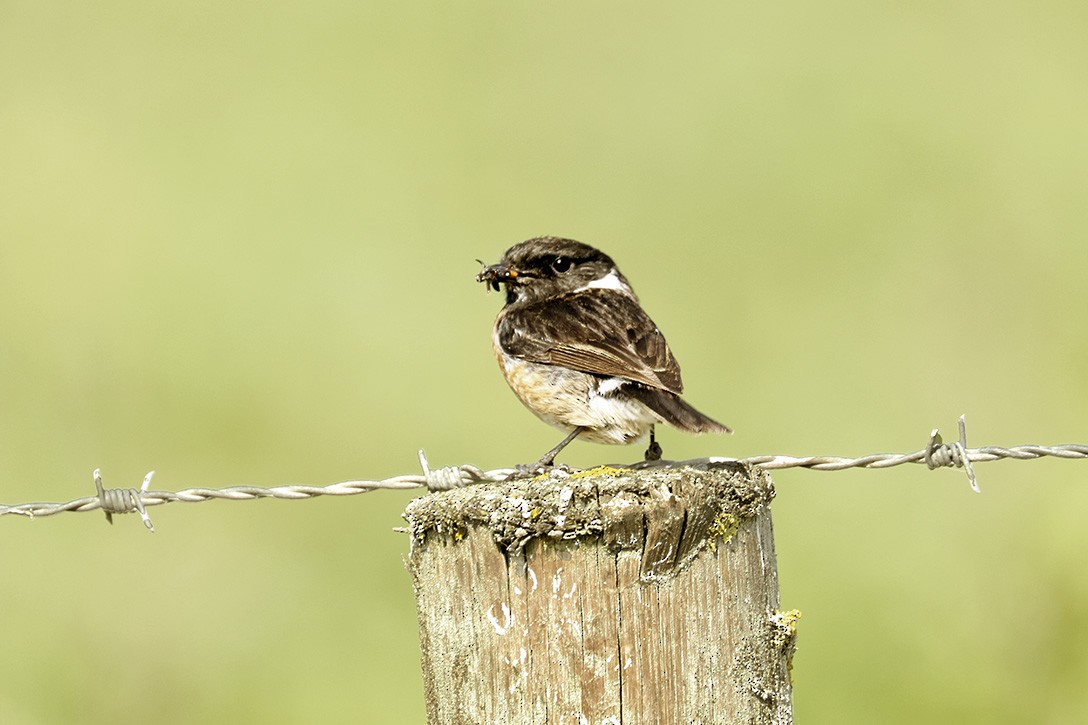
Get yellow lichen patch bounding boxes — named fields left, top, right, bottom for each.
left=769, top=609, right=801, bottom=681
left=706, top=511, right=740, bottom=552
left=770, top=609, right=801, bottom=645
left=570, top=465, right=630, bottom=479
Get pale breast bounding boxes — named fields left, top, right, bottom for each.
left=493, top=326, right=659, bottom=445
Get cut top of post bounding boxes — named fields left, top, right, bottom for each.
left=402, top=461, right=774, bottom=581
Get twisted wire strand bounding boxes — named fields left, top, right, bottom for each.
left=733, top=445, right=1088, bottom=470
left=2, top=422, right=1086, bottom=529
left=739, top=444, right=1088, bottom=465
left=0, top=457, right=517, bottom=526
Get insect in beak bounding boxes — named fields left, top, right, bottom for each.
left=475, top=259, right=515, bottom=293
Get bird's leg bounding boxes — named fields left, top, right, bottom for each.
left=518, top=426, right=584, bottom=475
left=644, top=424, right=663, bottom=461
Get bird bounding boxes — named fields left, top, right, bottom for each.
left=476, top=236, right=730, bottom=471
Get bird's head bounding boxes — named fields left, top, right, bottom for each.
left=476, top=236, right=633, bottom=307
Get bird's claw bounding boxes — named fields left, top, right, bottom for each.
left=513, top=461, right=574, bottom=478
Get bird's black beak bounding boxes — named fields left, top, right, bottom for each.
left=475, top=261, right=519, bottom=292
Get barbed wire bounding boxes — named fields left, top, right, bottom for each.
left=2, top=417, right=1085, bottom=532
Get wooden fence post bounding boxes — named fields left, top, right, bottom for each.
left=403, top=462, right=796, bottom=724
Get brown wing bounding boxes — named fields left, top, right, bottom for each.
left=497, top=290, right=684, bottom=394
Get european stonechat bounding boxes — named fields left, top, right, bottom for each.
left=476, top=236, right=730, bottom=470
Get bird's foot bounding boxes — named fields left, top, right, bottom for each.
left=644, top=426, right=663, bottom=461
left=511, top=427, right=584, bottom=477
left=514, top=461, right=574, bottom=478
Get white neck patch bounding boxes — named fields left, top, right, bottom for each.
left=575, top=268, right=631, bottom=294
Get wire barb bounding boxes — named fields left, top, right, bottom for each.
left=418, top=450, right=465, bottom=491
left=94, top=468, right=156, bottom=532
left=418, top=449, right=516, bottom=490
left=924, top=415, right=979, bottom=492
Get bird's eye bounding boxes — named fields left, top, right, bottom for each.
left=552, top=256, right=572, bottom=273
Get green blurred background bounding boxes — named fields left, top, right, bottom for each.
left=2, top=1, right=1086, bottom=722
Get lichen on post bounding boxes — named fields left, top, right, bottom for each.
left=403, top=461, right=796, bottom=724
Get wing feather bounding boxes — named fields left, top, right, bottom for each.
left=497, top=290, right=684, bottom=394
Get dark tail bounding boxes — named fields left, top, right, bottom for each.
left=629, top=387, right=732, bottom=435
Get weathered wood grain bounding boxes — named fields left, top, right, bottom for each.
left=405, top=462, right=796, bottom=724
